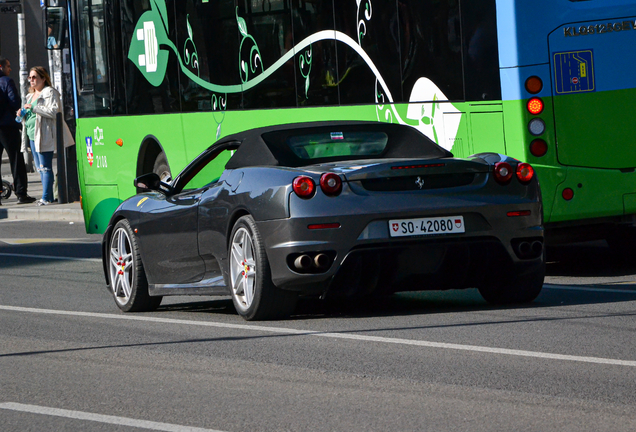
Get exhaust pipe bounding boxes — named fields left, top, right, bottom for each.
left=531, top=241, right=543, bottom=257
left=313, top=253, right=331, bottom=269
left=294, top=254, right=312, bottom=271
left=518, top=241, right=531, bottom=257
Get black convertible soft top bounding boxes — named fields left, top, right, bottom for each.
left=221, top=121, right=452, bottom=169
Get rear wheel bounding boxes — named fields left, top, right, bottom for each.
left=478, top=262, right=545, bottom=305
left=229, top=216, right=297, bottom=320
left=108, top=219, right=162, bottom=312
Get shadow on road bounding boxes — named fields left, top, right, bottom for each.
left=546, top=240, right=636, bottom=278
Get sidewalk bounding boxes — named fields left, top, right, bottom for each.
left=1, top=156, right=84, bottom=223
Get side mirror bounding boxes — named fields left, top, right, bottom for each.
left=134, top=173, right=174, bottom=195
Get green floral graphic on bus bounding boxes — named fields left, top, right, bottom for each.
left=299, top=45, right=313, bottom=98
left=127, top=1, right=171, bottom=87
left=126, top=0, right=462, bottom=150
left=183, top=15, right=200, bottom=76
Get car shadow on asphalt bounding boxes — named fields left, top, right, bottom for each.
left=154, top=241, right=636, bottom=320
left=546, top=240, right=636, bottom=278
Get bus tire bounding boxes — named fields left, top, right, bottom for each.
left=153, top=152, right=171, bottom=183
left=108, top=219, right=162, bottom=312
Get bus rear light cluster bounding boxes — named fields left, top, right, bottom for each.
left=293, top=173, right=343, bottom=198
left=494, top=162, right=535, bottom=185
left=525, top=76, right=548, bottom=157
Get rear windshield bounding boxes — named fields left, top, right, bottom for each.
left=287, top=132, right=388, bottom=160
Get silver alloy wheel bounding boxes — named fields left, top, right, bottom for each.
left=230, top=227, right=257, bottom=311
left=109, top=227, right=134, bottom=306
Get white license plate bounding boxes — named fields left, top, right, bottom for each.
left=389, top=216, right=465, bottom=237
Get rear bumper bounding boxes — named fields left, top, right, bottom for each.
left=257, top=203, right=543, bottom=295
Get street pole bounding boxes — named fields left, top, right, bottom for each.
left=16, top=11, right=33, bottom=172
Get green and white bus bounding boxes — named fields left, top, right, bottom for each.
left=50, top=0, right=636, bottom=246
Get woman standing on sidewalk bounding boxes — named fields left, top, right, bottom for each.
left=20, top=66, right=74, bottom=205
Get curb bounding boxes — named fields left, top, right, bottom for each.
left=0, top=207, right=85, bottom=223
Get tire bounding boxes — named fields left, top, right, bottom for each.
left=153, top=152, right=172, bottom=183
left=229, top=215, right=298, bottom=320
left=478, top=261, right=545, bottom=305
left=108, top=219, right=162, bottom=312
left=1, top=180, right=12, bottom=199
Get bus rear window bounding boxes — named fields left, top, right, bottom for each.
left=287, top=132, right=388, bottom=160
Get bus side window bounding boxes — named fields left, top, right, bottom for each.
left=461, top=0, right=501, bottom=101
left=75, top=0, right=112, bottom=116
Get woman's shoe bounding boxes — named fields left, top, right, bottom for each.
left=37, top=199, right=51, bottom=206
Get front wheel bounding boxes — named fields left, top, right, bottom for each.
left=108, top=219, right=162, bottom=312
left=229, top=216, right=297, bottom=320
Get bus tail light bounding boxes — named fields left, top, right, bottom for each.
left=494, top=162, right=513, bottom=184
left=516, top=163, right=534, bottom=183
left=528, top=118, right=546, bottom=136
left=527, top=97, right=544, bottom=115
left=293, top=176, right=315, bottom=198
left=562, top=188, right=574, bottom=201
left=320, top=173, right=342, bottom=196
left=530, top=139, right=548, bottom=157
left=525, top=76, right=543, bottom=94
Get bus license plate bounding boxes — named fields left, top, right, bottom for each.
left=389, top=216, right=465, bottom=237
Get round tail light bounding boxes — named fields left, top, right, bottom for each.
left=516, top=163, right=534, bottom=183
left=293, top=176, right=315, bottom=198
left=320, top=173, right=342, bottom=196
left=525, top=76, right=543, bottom=94
left=494, top=162, right=513, bottom=184
left=528, top=118, right=546, bottom=136
left=527, top=97, right=544, bottom=115
left=530, top=139, right=548, bottom=157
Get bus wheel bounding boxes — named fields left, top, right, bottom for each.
left=153, top=152, right=172, bottom=183
left=108, top=219, right=162, bottom=312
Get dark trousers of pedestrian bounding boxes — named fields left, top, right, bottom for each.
left=0, top=125, right=29, bottom=197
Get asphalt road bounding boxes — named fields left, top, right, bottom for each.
left=1, top=221, right=635, bottom=431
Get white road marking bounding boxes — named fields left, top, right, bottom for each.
left=0, top=402, right=226, bottom=432
left=543, top=284, right=636, bottom=294
left=0, top=253, right=101, bottom=263
left=1, top=305, right=635, bottom=367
